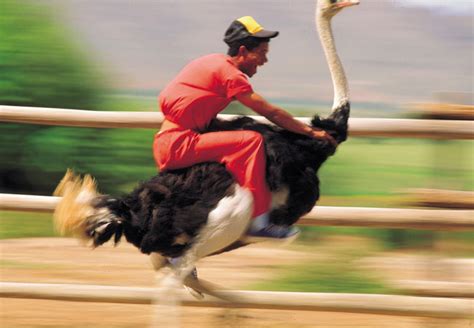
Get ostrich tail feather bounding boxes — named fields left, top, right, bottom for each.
left=53, top=170, right=100, bottom=243
left=53, top=168, right=78, bottom=197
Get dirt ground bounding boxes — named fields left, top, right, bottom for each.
left=0, top=238, right=471, bottom=328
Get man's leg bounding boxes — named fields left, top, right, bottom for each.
left=155, top=129, right=271, bottom=217
left=153, top=129, right=298, bottom=239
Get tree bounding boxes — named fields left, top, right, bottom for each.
left=0, top=0, right=108, bottom=193
left=0, top=0, right=107, bottom=108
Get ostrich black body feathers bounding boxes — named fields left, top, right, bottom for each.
left=87, top=103, right=350, bottom=258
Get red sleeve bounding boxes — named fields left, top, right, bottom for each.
left=225, top=72, right=253, bottom=99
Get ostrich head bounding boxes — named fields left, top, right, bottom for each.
left=317, top=0, right=360, bottom=18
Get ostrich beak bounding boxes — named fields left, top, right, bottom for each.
left=336, top=0, right=360, bottom=9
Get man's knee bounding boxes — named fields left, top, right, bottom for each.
left=242, top=131, right=264, bottom=147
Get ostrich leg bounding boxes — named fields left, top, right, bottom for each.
left=149, top=185, right=252, bottom=326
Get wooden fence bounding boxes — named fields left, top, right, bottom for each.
left=1, top=105, right=473, bottom=320
left=1, top=105, right=474, bottom=139
left=1, top=193, right=473, bottom=231
left=2, top=282, right=473, bottom=319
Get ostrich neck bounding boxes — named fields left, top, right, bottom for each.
left=316, top=15, right=349, bottom=109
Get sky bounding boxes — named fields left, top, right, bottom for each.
left=394, top=0, right=473, bottom=13
left=47, top=0, right=473, bottom=110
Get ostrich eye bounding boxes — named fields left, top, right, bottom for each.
left=330, top=0, right=337, bottom=3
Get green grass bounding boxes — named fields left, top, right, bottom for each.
left=298, top=226, right=443, bottom=250
left=298, top=224, right=474, bottom=252
left=0, top=211, right=56, bottom=239
left=251, top=261, right=392, bottom=294
left=250, top=243, right=393, bottom=294
left=99, top=94, right=156, bottom=112
left=319, top=138, right=474, bottom=196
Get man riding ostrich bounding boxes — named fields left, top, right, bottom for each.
left=54, top=0, right=359, bottom=295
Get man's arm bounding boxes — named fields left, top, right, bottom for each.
left=236, top=91, right=336, bottom=144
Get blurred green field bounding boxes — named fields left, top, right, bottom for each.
left=1, top=98, right=473, bottom=249
left=1, top=103, right=473, bottom=295
left=249, top=232, right=473, bottom=293
left=250, top=238, right=394, bottom=294
left=0, top=211, right=55, bottom=239
left=326, top=138, right=473, bottom=194
left=1, top=136, right=473, bottom=247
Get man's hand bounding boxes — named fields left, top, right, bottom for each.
left=309, top=128, right=337, bottom=147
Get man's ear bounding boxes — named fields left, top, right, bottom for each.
left=238, top=45, right=248, bottom=57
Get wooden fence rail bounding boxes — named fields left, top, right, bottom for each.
left=393, top=280, right=474, bottom=298
left=1, top=282, right=473, bottom=319
left=2, top=104, right=474, bottom=322
left=405, top=188, right=474, bottom=209
left=1, top=193, right=473, bottom=231
left=2, top=105, right=474, bottom=139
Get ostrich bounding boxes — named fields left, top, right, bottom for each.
left=54, top=0, right=358, bottom=296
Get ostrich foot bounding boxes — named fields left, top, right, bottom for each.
left=167, top=257, right=203, bottom=299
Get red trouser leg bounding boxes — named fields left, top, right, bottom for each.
left=153, top=129, right=270, bottom=217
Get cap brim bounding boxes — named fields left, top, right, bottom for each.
left=253, top=30, right=279, bottom=38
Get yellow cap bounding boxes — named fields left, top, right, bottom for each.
left=224, top=16, right=279, bottom=44
left=237, top=16, right=264, bottom=34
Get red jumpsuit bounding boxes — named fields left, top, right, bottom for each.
left=153, top=53, right=271, bottom=217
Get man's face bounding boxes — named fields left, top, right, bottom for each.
left=239, top=42, right=269, bottom=78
